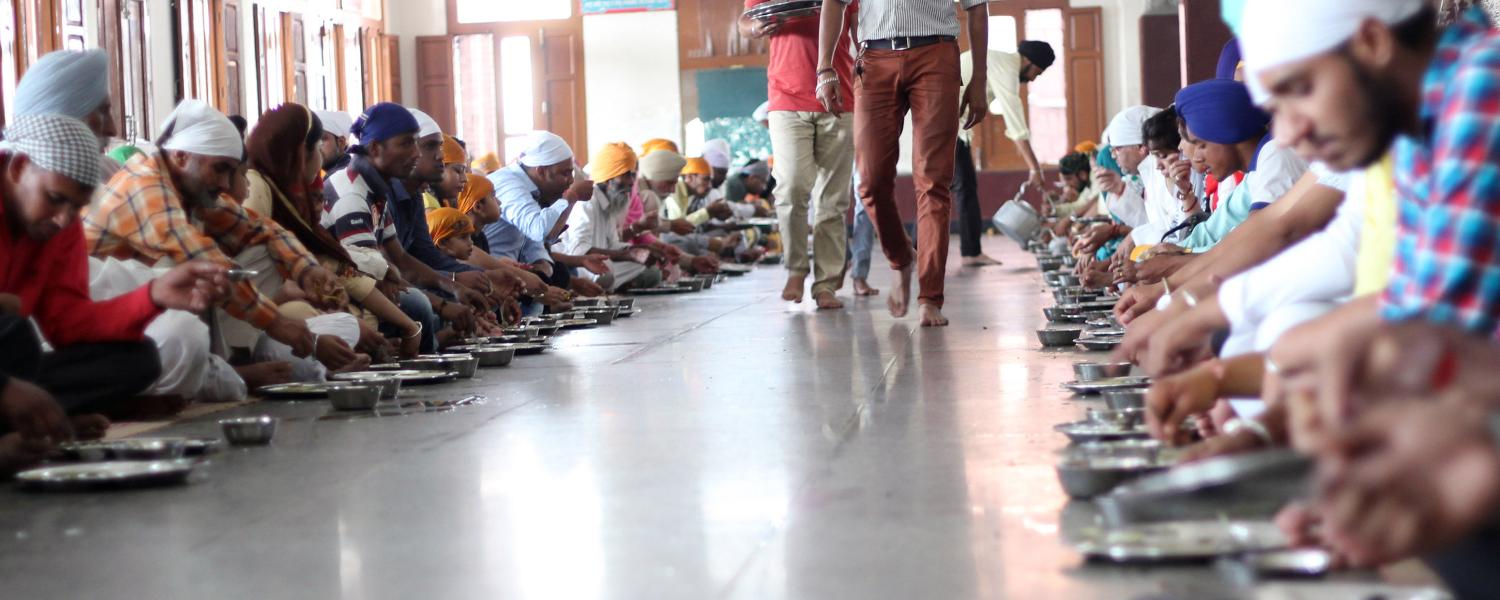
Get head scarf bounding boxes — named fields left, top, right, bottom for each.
left=246, top=103, right=352, bottom=265
left=314, top=110, right=353, bottom=138
left=1103, top=105, right=1161, bottom=147
left=441, top=135, right=466, bottom=165
left=740, top=160, right=770, bottom=180
left=589, top=142, right=637, bottom=183
left=683, top=157, right=711, bottom=176
left=159, top=99, right=243, bottom=159
left=350, top=102, right=419, bottom=146
left=518, top=131, right=574, bottom=167
left=1018, top=40, right=1056, bottom=70
left=1216, top=39, right=1242, bottom=80
left=1175, top=80, right=1269, bottom=144
left=1074, top=141, right=1098, bottom=155
left=427, top=207, right=475, bottom=245
left=407, top=107, right=442, bottom=139
left=639, top=150, right=687, bottom=181
left=752, top=101, right=770, bottom=122
left=1239, top=0, right=1425, bottom=95
left=703, top=139, right=732, bottom=169
left=107, top=144, right=143, bottom=166
left=641, top=138, right=679, bottom=156
left=457, top=173, right=493, bottom=215
left=1096, top=145, right=1122, bottom=175
left=471, top=152, right=501, bottom=174
left=15, top=49, right=109, bottom=120
left=0, top=114, right=101, bottom=185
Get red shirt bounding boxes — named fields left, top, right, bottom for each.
left=747, top=0, right=857, bottom=113
left=0, top=200, right=161, bottom=348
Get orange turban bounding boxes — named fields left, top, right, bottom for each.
left=457, top=173, right=494, bottom=215
left=441, top=135, right=466, bottom=166
left=682, top=157, right=711, bottom=176
left=427, top=207, right=475, bottom=244
left=640, top=138, right=678, bottom=156
left=1074, top=141, right=1099, bottom=155
left=471, top=152, right=501, bottom=174
left=589, top=142, right=637, bottom=183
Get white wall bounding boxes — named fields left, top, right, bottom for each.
left=383, top=0, right=447, bottom=108
left=147, top=0, right=178, bottom=139
left=581, top=10, right=682, bottom=159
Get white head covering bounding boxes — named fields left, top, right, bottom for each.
left=1240, top=0, right=1425, bottom=103
left=639, top=150, right=687, bottom=181
left=406, top=107, right=442, bottom=139
left=752, top=101, right=770, bottom=122
left=314, top=110, right=354, bottom=138
left=1, top=115, right=102, bottom=185
left=1103, top=106, right=1162, bottom=147
left=517, top=131, right=574, bottom=167
left=702, top=139, right=731, bottom=169
left=15, top=49, right=109, bottom=120
left=159, top=100, right=243, bottom=159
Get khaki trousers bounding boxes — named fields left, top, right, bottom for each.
left=768, top=110, right=854, bottom=295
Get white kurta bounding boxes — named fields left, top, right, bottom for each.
left=1130, top=155, right=1193, bottom=246
left=561, top=189, right=652, bottom=291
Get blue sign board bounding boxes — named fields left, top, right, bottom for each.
left=580, top=0, right=674, bottom=15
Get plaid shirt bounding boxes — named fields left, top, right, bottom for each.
left=83, top=153, right=317, bottom=328
left=1382, top=8, right=1500, bottom=337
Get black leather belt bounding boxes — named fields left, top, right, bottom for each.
left=863, top=35, right=956, bottom=51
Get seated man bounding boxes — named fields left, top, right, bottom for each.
left=314, top=110, right=353, bottom=175
left=86, top=100, right=359, bottom=384
left=662, top=158, right=738, bottom=257
left=0, top=114, right=229, bottom=471
left=560, top=143, right=664, bottom=292
left=12, top=49, right=118, bottom=181
left=486, top=130, right=610, bottom=297
left=634, top=149, right=720, bottom=276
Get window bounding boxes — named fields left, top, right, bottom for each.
left=499, top=35, right=534, bottom=162
left=118, top=0, right=152, bottom=141
left=343, top=26, right=364, bottom=113
left=177, top=0, right=219, bottom=105
left=254, top=7, right=285, bottom=114
left=456, top=0, right=570, bottom=23
left=453, top=33, right=497, bottom=161
left=987, top=15, right=1017, bottom=53
left=1024, top=9, right=1068, bottom=164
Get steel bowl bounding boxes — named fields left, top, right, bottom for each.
left=1037, top=257, right=1065, bottom=272
left=679, top=278, right=706, bottom=292
left=328, top=385, right=381, bottom=411
left=328, top=373, right=401, bottom=399
left=571, top=297, right=607, bottom=308
left=445, top=345, right=515, bottom=368
left=695, top=275, right=715, bottom=289
left=401, top=354, right=480, bottom=378
left=1103, top=389, right=1147, bottom=410
left=1055, top=456, right=1171, bottom=499
left=613, top=297, right=636, bottom=310
left=1087, top=407, right=1146, bottom=429
left=220, top=416, right=277, bottom=446
left=1055, top=273, right=1081, bottom=287
left=578, top=308, right=615, bottom=325
left=1074, top=361, right=1133, bottom=382
left=1036, top=326, right=1086, bottom=347
left=533, top=324, right=560, bottom=337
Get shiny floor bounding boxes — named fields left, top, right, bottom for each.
left=1, top=239, right=1247, bottom=599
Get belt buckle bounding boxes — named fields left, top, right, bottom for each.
left=892, top=36, right=912, bottom=51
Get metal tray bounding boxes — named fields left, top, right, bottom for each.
left=1063, top=376, right=1150, bottom=395
left=55, top=437, right=222, bottom=462
left=256, top=382, right=356, bottom=400
left=333, top=370, right=456, bottom=386
left=718, top=264, right=753, bottom=275
left=745, top=0, right=821, bottom=20
left=1097, top=449, right=1312, bottom=526
left=1073, top=520, right=1286, bottom=562
left=554, top=318, right=598, bottom=330
left=1054, top=420, right=1150, bottom=444
left=16, top=459, right=198, bottom=491
left=628, top=286, right=694, bottom=295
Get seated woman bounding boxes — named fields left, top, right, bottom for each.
left=243, top=103, right=423, bottom=361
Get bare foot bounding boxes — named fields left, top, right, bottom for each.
left=853, top=278, right=880, bottom=296
left=70, top=414, right=111, bottom=441
left=813, top=291, right=844, bottom=310
left=962, top=254, right=1003, bottom=267
left=887, top=266, right=913, bottom=318
left=919, top=304, right=949, bottom=327
left=782, top=274, right=806, bottom=303
left=236, top=361, right=294, bottom=389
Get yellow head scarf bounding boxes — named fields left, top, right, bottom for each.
left=590, top=142, right=637, bottom=183
left=457, top=173, right=494, bottom=215
left=441, top=135, right=467, bottom=166
left=427, top=207, right=475, bottom=244
left=1074, top=141, right=1099, bottom=155
left=471, top=152, right=501, bottom=174
left=640, top=138, right=679, bottom=156
left=682, top=157, right=711, bottom=176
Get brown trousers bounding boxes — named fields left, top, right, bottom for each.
left=853, top=41, right=962, bottom=307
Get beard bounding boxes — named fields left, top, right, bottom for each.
left=1346, top=56, right=1408, bottom=169
left=603, top=180, right=631, bottom=213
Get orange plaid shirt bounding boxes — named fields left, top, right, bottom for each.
left=83, top=153, right=317, bottom=328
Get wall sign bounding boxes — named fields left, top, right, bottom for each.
left=580, top=0, right=674, bottom=15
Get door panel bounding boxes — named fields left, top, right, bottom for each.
left=416, top=35, right=455, bottom=133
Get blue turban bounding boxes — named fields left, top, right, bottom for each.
left=1216, top=39, right=1241, bottom=80
left=1096, top=144, right=1121, bottom=175
left=350, top=102, right=419, bottom=146
left=15, top=49, right=109, bottom=119
left=1174, top=79, right=1269, bottom=145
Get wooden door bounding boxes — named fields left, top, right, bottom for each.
left=254, top=6, right=285, bottom=114
left=415, top=35, right=453, bottom=132
left=59, top=0, right=84, bottom=49
left=538, top=25, right=582, bottom=152
left=0, top=0, right=21, bottom=126
left=117, top=0, right=150, bottom=140
left=382, top=33, right=400, bottom=104
left=1064, top=7, right=1104, bottom=150
left=221, top=0, right=242, bottom=117
left=288, top=13, right=307, bottom=106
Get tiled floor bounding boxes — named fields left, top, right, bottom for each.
left=0, top=238, right=1275, bottom=599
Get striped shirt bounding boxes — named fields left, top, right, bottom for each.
left=323, top=154, right=400, bottom=251
left=838, top=0, right=984, bottom=42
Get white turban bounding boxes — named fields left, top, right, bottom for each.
left=159, top=100, right=243, bottom=159
left=517, top=131, right=574, bottom=167
left=703, top=139, right=731, bottom=169
left=15, top=49, right=109, bottom=120
left=1240, top=0, right=1425, bottom=102
left=314, top=110, right=354, bottom=138
left=1103, top=106, right=1161, bottom=147
left=406, top=107, right=442, bottom=139
left=752, top=101, right=770, bottom=122
left=1, top=115, right=102, bottom=185
left=639, top=150, right=687, bottom=181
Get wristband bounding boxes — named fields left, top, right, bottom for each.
left=403, top=322, right=423, bottom=340
left=1224, top=417, right=1273, bottom=446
